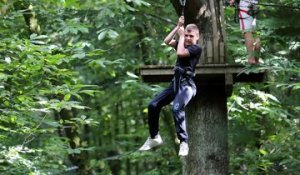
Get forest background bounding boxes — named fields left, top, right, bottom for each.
left=0, top=0, right=300, bottom=174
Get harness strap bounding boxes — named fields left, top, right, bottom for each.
left=174, top=66, right=195, bottom=77
left=234, top=1, right=259, bottom=22
left=173, top=66, right=195, bottom=93
left=239, top=9, right=249, bottom=14
left=238, top=8, right=251, bottom=19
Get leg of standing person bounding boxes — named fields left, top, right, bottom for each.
left=244, top=31, right=260, bottom=64
left=253, top=33, right=261, bottom=63
left=244, top=31, right=256, bottom=64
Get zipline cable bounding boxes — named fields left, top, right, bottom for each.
left=226, top=0, right=300, bottom=11
left=228, top=0, right=300, bottom=23
left=257, top=2, right=300, bottom=10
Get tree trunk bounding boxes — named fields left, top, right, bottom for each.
left=0, top=0, right=7, bottom=15
left=59, top=109, right=90, bottom=175
left=14, top=0, right=40, bottom=34
left=183, top=84, right=228, bottom=174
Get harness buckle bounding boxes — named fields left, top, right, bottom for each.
left=174, top=66, right=196, bottom=77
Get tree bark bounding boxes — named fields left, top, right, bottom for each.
left=183, top=84, right=228, bottom=174
left=0, top=0, right=7, bottom=15
left=59, top=109, right=90, bottom=175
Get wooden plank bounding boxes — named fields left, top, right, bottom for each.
left=219, top=42, right=225, bottom=63
left=206, top=41, right=213, bottom=63
left=139, top=64, right=266, bottom=83
left=209, top=0, right=219, bottom=63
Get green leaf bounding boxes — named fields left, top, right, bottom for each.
left=126, top=72, right=139, bottom=79
left=72, top=53, right=86, bottom=59
left=30, top=34, right=48, bottom=40
left=259, top=149, right=268, bottom=156
left=98, top=30, right=107, bottom=41
left=30, top=40, right=46, bottom=45
left=64, top=94, right=71, bottom=101
left=79, top=90, right=95, bottom=96
left=87, top=49, right=106, bottom=56
left=67, top=148, right=81, bottom=154
left=4, top=101, right=10, bottom=107
left=64, top=0, right=80, bottom=9
left=107, top=29, right=119, bottom=39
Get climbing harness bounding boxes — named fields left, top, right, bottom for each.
left=179, top=0, right=186, bottom=16
left=234, top=0, right=259, bottom=23
left=173, top=66, right=195, bottom=93
left=174, top=66, right=195, bottom=77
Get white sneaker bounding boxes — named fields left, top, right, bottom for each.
left=178, top=142, right=189, bottom=156
left=139, top=134, right=163, bottom=151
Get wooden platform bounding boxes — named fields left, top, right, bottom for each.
left=139, top=64, right=266, bottom=84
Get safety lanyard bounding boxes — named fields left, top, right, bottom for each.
left=179, top=0, right=186, bottom=16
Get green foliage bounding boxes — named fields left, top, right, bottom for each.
left=0, top=1, right=99, bottom=173
left=228, top=58, right=300, bottom=174
left=226, top=0, right=300, bottom=174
